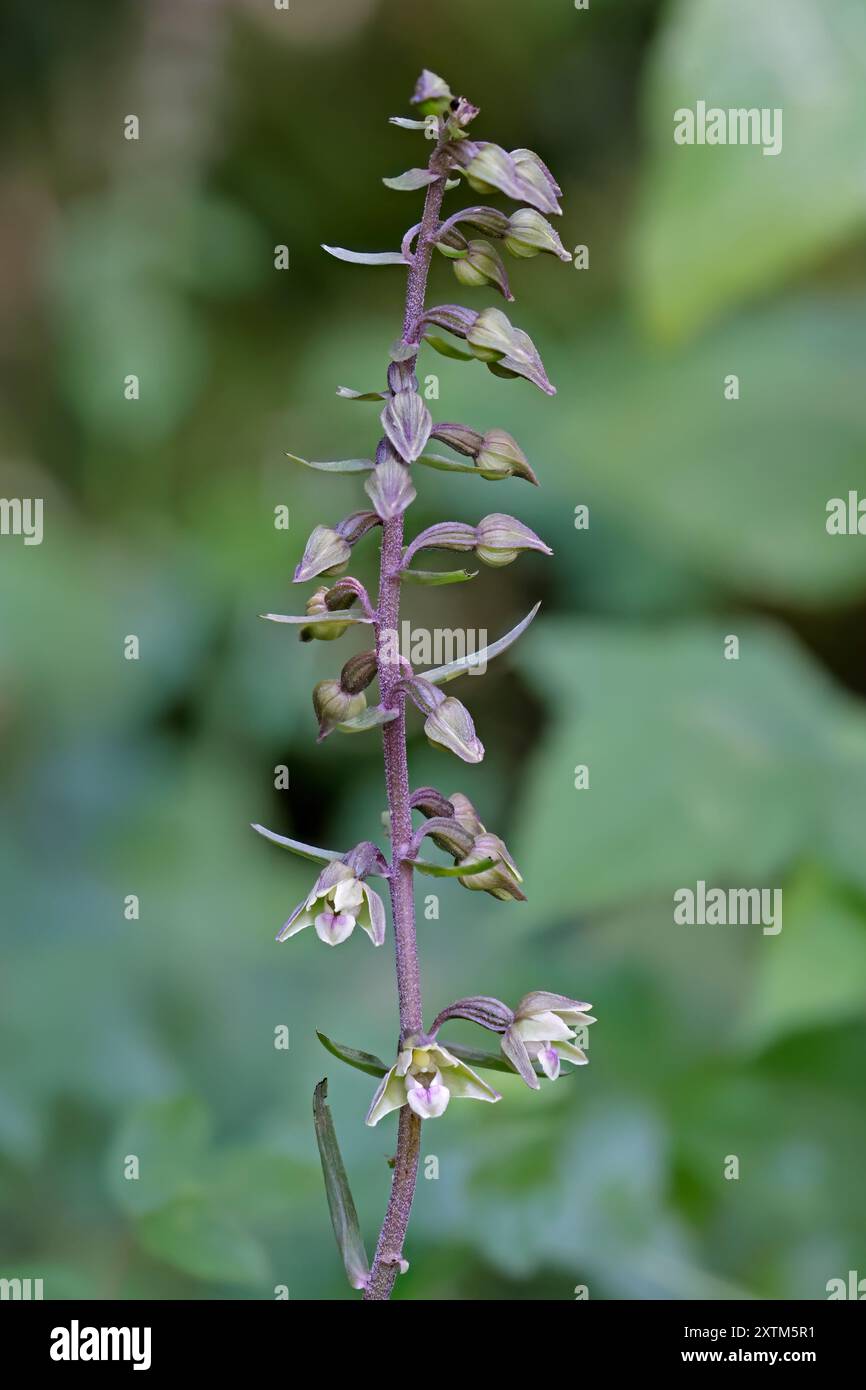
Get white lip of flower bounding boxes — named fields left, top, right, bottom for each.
left=277, top=860, right=385, bottom=946
left=366, top=1039, right=500, bottom=1126
left=504, top=994, right=595, bottom=1087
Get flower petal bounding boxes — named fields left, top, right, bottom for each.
left=276, top=903, right=315, bottom=942
left=365, top=1065, right=407, bottom=1126
left=405, top=1073, right=451, bottom=1118
left=360, top=883, right=387, bottom=946
left=538, top=1045, right=561, bottom=1080
left=314, top=911, right=356, bottom=945
left=332, top=876, right=364, bottom=913
left=514, top=1010, right=575, bottom=1043
left=500, top=1026, right=540, bottom=1090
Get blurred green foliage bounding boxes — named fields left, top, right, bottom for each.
left=1, top=0, right=865, bottom=1300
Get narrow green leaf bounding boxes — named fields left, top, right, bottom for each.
left=312, top=1080, right=370, bottom=1291
left=285, top=451, right=374, bottom=473
left=421, top=601, right=541, bottom=686
left=317, top=1031, right=389, bottom=1078
left=401, top=567, right=478, bottom=586
left=423, top=334, right=474, bottom=361
left=412, top=856, right=497, bottom=878
left=414, top=452, right=479, bottom=475
left=251, top=823, right=343, bottom=864
left=337, top=705, right=398, bottom=734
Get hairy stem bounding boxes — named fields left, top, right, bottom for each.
left=364, top=142, right=448, bottom=1302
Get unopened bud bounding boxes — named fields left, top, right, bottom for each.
left=410, top=69, right=453, bottom=117
left=504, top=208, right=571, bottom=261
left=475, top=513, right=552, bottom=566
left=300, top=586, right=355, bottom=642
left=312, top=679, right=367, bottom=740
left=475, top=428, right=538, bottom=484
left=339, top=650, right=378, bottom=695
left=451, top=240, right=513, bottom=301
left=467, top=306, right=517, bottom=363
left=457, top=832, right=525, bottom=901
left=424, top=695, right=484, bottom=764
left=510, top=148, right=563, bottom=216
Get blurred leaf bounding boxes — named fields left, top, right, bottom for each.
left=109, top=1096, right=210, bottom=1218
left=544, top=302, right=866, bottom=604
left=137, top=1196, right=269, bottom=1287
left=312, top=1080, right=370, bottom=1290
left=517, top=619, right=866, bottom=914
left=738, top=866, right=866, bottom=1049
left=635, top=0, right=866, bottom=338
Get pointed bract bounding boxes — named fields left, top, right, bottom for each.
left=381, top=389, right=433, bottom=463
left=365, top=455, right=417, bottom=520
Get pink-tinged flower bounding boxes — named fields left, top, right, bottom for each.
left=424, top=695, right=485, bottom=764
left=366, top=1038, right=500, bottom=1125
left=278, top=859, right=385, bottom=947
left=502, top=992, right=595, bottom=1089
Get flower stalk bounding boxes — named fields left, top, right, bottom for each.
left=256, top=69, right=595, bottom=1303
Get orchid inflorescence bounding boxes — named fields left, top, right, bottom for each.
left=254, top=69, right=594, bottom=1301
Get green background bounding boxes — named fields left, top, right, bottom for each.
left=1, top=0, right=865, bottom=1300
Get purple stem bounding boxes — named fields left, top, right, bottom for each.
left=363, top=137, right=449, bottom=1303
